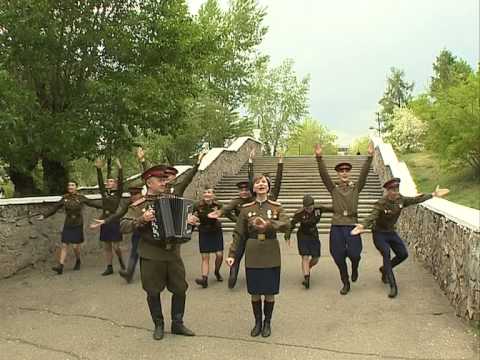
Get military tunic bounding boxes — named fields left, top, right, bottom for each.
left=362, top=193, right=433, bottom=275
left=193, top=199, right=224, bottom=253
left=284, top=205, right=333, bottom=257
left=43, top=193, right=102, bottom=244
left=119, top=164, right=199, bottom=294
left=97, top=168, right=124, bottom=242
left=315, top=155, right=373, bottom=283
left=229, top=199, right=289, bottom=295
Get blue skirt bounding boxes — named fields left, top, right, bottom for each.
left=297, top=237, right=321, bottom=257
left=246, top=267, right=280, bottom=295
left=198, top=228, right=224, bottom=253
left=100, top=221, right=122, bottom=242
left=61, top=224, right=84, bottom=244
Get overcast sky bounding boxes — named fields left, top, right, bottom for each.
left=188, top=0, right=479, bottom=146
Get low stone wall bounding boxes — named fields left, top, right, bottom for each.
left=0, top=137, right=261, bottom=278
left=398, top=206, right=480, bottom=321
left=371, top=136, right=480, bottom=323
left=0, top=198, right=106, bottom=278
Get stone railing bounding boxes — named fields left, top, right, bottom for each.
left=0, top=136, right=261, bottom=279
left=371, top=136, right=480, bottom=323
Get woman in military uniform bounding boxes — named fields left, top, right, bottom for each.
left=226, top=174, right=289, bottom=338
left=351, top=178, right=449, bottom=298
left=284, top=194, right=333, bottom=289
left=39, top=181, right=102, bottom=274
left=192, top=187, right=224, bottom=288
left=94, top=158, right=126, bottom=276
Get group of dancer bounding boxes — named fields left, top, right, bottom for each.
left=39, top=143, right=449, bottom=341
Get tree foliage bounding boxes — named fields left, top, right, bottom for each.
left=378, top=67, right=414, bottom=133
left=430, top=49, right=472, bottom=98
left=385, top=107, right=426, bottom=153
left=286, top=118, right=337, bottom=155
left=247, top=59, right=310, bottom=156
left=348, top=136, right=370, bottom=155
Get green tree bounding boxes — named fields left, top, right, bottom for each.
left=0, top=1, right=208, bottom=195
left=247, top=59, right=310, bottom=156
left=427, top=70, right=480, bottom=173
left=195, top=0, right=268, bottom=109
left=286, top=118, right=337, bottom=155
left=378, top=67, right=414, bottom=132
left=385, top=107, right=426, bottom=153
left=430, top=49, right=472, bottom=97
left=348, top=136, right=370, bottom=155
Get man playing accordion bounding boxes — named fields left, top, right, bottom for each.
left=120, top=155, right=203, bottom=341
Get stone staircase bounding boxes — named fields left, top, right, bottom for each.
left=215, top=155, right=384, bottom=233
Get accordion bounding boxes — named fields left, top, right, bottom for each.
left=151, top=197, right=194, bottom=248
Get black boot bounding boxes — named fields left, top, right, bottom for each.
left=147, top=293, right=164, bottom=340
left=387, top=272, right=398, bottom=298
left=101, top=264, right=114, bottom=276
left=351, top=261, right=359, bottom=282
left=195, top=275, right=208, bottom=288
left=340, top=278, right=350, bottom=295
left=171, top=294, right=195, bottom=336
left=118, top=255, right=126, bottom=271
left=302, top=275, right=310, bottom=289
left=73, top=259, right=81, bottom=271
left=262, top=301, right=274, bottom=338
left=228, top=262, right=240, bottom=289
left=379, top=266, right=388, bottom=284
left=119, top=261, right=135, bottom=283
left=52, top=263, right=64, bottom=275
left=250, top=301, right=262, bottom=337
left=214, top=270, right=223, bottom=282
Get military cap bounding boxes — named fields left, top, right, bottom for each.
left=334, top=162, right=353, bottom=172
left=303, top=194, right=315, bottom=207
left=141, top=165, right=178, bottom=181
left=383, top=177, right=401, bottom=189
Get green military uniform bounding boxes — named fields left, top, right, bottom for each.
left=230, top=199, right=289, bottom=271
left=315, top=154, right=373, bottom=293
left=96, top=167, right=123, bottom=219
left=44, top=193, right=102, bottom=243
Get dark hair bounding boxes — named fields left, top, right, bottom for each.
left=68, top=180, right=78, bottom=186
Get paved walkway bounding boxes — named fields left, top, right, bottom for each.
left=0, top=233, right=478, bottom=360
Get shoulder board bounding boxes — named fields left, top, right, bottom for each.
left=294, top=208, right=303, bottom=215
left=131, top=197, right=146, bottom=207
left=241, top=201, right=256, bottom=208
left=267, top=199, right=281, bottom=206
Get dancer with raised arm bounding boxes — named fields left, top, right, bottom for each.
left=314, top=142, right=374, bottom=295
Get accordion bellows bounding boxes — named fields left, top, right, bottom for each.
left=151, top=197, right=194, bottom=248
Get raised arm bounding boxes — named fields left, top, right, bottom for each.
left=314, top=145, right=335, bottom=192
left=357, top=143, right=374, bottom=192
left=103, top=199, right=130, bottom=224
left=95, top=159, right=106, bottom=197
left=221, top=198, right=241, bottom=223
left=115, top=159, right=124, bottom=199
left=271, top=154, right=283, bottom=200
left=174, top=152, right=205, bottom=196
left=81, top=195, right=104, bottom=210
left=248, top=150, right=255, bottom=194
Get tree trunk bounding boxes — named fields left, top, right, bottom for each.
left=42, top=158, right=69, bottom=195
left=106, top=156, right=112, bottom=179
left=8, top=166, right=41, bottom=197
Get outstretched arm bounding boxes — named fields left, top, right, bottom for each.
left=248, top=149, right=255, bottom=194
left=284, top=214, right=299, bottom=241
left=174, top=152, right=205, bottom=196
left=115, top=159, right=124, bottom=200
left=95, top=159, right=106, bottom=197
left=42, top=198, right=64, bottom=219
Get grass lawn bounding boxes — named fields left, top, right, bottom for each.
left=399, top=152, right=480, bottom=210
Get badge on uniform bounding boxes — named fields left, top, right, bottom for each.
left=258, top=234, right=266, bottom=241
left=399, top=204, right=403, bottom=209
left=343, top=210, right=348, bottom=216
left=315, top=209, right=320, bottom=216
left=267, top=209, right=272, bottom=219
left=248, top=212, right=252, bottom=217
